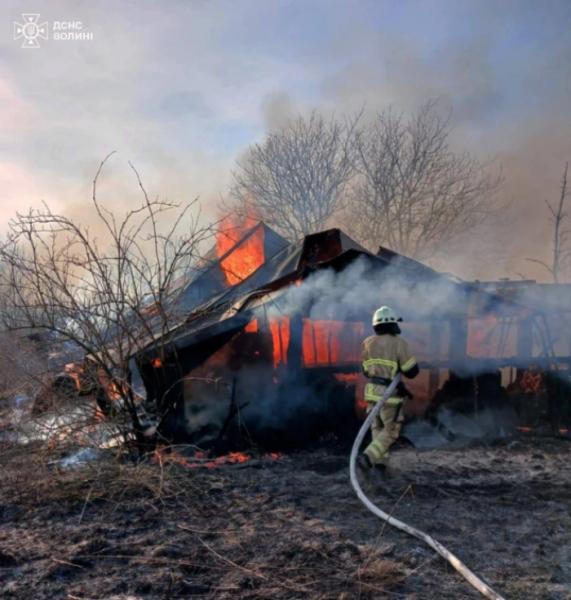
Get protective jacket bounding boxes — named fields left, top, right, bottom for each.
left=362, top=334, right=418, bottom=404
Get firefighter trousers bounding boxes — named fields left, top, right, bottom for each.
left=364, top=401, right=405, bottom=465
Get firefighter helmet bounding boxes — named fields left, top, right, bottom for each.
left=372, top=305, right=402, bottom=326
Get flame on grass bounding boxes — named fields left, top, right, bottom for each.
left=152, top=447, right=283, bottom=469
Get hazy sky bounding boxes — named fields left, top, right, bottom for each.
left=1, top=0, right=570, bottom=278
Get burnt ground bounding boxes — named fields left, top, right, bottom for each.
left=0, top=436, right=570, bottom=600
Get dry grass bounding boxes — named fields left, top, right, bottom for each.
left=0, top=440, right=408, bottom=599
left=4, top=406, right=566, bottom=599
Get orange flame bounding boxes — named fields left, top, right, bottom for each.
left=151, top=448, right=282, bottom=469
left=270, top=317, right=290, bottom=368
left=334, top=373, right=359, bottom=384
left=302, top=320, right=364, bottom=366
left=151, top=357, right=163, bottom=368
left=107, top=380, right=124, bottom=401
left=517, top=426, right=568, bottom=435
left=355, top=395, right=368, bottom=419
left=216, top=214, right=264, bottom=286
left=64, top=362, right=83, bottom=391
left=245, top=319, right=259, bottom=333
left=521, top=370, right=542, bottom=393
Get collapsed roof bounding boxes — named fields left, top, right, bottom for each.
left=145, top=222, right=467, bottom=357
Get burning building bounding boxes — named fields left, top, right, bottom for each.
left=133, top=220, right=571, bottom=446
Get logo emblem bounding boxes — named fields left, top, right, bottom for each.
left=13, top=14, right=49, bottom=48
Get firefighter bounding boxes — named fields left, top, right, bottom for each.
left=358, top=305, right=419, bottom=471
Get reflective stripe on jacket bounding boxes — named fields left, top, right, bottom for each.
left=362, top=334, right=417, bottom=403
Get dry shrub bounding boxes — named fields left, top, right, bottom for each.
left=0, top=442, right=210, bottom=512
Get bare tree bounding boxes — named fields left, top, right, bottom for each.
left=0, top=153, right=212, bottom=454
left=527, top=162, right=569, bottom=282
left=228, top=111, right=361, bottom=240
left=349, top=101, right=503, bottom=260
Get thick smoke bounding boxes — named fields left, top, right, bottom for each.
left=265, top=257, right=461, bottom=323
left=239, top=258, right=456, bottom=435
left=260, top=255, right=570, bottom=381
left=176, top=249, right=570, bottom=447
left=267, top=257, right=568, bottom=348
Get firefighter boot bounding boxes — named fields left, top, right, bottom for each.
left=357, top=453, right=373, bottom=474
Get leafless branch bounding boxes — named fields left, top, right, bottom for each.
left=525, top=162, right=569, bottom=282
left=226, top=110, right=362, bottom=240
left=0, top=155, right=214, bottom=455
left=348, top=100, right=503, bottom=260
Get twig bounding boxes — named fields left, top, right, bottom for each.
left=196, top=535, right=269, bottom=581
left=78, top=465, right=102, bottom=524
left=52, top=557, right=86, bottom=570
left=180, top=529, right=312, bottom=594
left=178, top=523, right=244, bottom=535
left=379, top=483, right=414, bottom=538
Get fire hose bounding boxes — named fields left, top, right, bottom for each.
left=349, top=373, right=505, bottom=600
